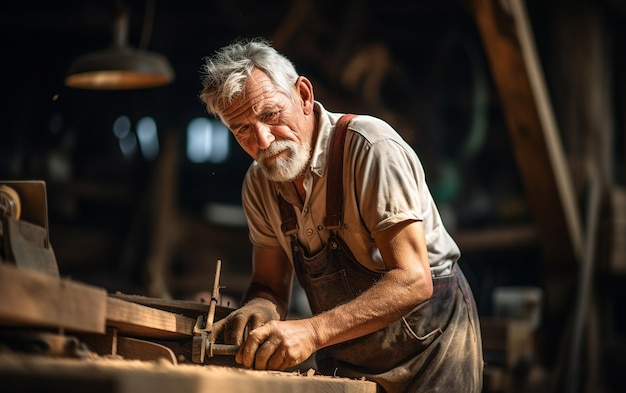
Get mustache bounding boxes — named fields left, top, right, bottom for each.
left=258, top=140, right=294, bottom=159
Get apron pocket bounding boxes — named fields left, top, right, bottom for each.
left=306, top=269, right=355, bottom=313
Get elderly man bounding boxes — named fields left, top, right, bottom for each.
left=199, top=38, right=483, bottom=393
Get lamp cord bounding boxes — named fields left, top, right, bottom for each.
left=139, top=0, right=156, bottom=50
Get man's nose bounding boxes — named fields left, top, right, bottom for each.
left=253, top=123, right=275, bottom=149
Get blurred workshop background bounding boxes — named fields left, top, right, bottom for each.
left=0, top=1, right=624, bottom=392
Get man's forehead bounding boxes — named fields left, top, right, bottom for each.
left=221, top=72, right=277, bottom=120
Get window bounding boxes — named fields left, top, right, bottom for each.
left=186, top=117, right=230, bottom=164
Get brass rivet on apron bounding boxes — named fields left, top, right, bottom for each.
left=331, top=242, right=338, bottom=249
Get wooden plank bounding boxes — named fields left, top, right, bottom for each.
left=110, top=293, right=234, bottom=320
left=106, top=297, right=196, bottom=339
left=469, top=0, right=583, bottom=264
left=0, top=354, right=377, bottom=393
left=0, top=263, right=106, bottom=333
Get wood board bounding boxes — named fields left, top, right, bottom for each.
left=0, top=263, right=106, bottom=333
left=105, top=297, right=196, bottom=339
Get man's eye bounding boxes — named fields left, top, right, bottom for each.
left=264, top=112, right=279, bottom=121
left=233, top=127, right=250, bottom=140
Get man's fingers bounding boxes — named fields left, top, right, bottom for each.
left=266, top=348, right=288, bottom=371
left=237, top=324, right=280, bottom=369
left=219, top=306, right=276, bottom=345
left=254, top=339, right=278, bottom=370
left=248, top=312, right=269, bottom=331
left=225, top=315, right=249, bottom=345
left=238, top=332, right=264, bottom=368
left=232, top=319, right=315, bottom=371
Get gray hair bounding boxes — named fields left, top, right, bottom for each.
left=199, top=38, right=300, bottom=116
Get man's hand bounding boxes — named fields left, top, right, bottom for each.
left=212, top=298, right=281, bottom=345
left=237, top=318, right=319, bottom=371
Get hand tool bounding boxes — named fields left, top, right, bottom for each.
left=192, top=259, right=240, bottom=362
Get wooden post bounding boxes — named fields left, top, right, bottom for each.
left=468, top=0, right=586, bottom=376
left=469, top=0, right=582, bottom=264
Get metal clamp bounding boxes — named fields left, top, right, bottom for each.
left=192, top=259, right=240, bottom=363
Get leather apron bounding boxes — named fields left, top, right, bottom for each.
left=277, top=115, right=483, bottom=393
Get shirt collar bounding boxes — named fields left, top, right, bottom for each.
left=309, top=101, right=341, bottom=178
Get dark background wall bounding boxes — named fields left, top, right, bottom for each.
left=1, top=1, right=625, bottom=390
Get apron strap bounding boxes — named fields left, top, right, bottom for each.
left=278, top=193, right=298, bottom=236
left=324, top=114, right=356, bottom=230
left=277, top=114, right=356, bottom=236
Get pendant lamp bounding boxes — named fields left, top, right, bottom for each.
left=65, top=5, right=174, bottom=90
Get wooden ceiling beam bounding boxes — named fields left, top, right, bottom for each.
left=469, top=0, right=583, bottom=264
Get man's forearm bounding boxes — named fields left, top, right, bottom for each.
left=308, top=267, right=432, bottom=349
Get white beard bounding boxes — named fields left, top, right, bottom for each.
left=257, top=140, right=311, bottom=182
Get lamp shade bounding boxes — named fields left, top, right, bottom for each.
left=65, top=46, right=175, bottom=90
left=65, top=6, right=174, bottom=90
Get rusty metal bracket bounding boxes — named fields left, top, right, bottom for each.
left=192, top=259, right=240, bottom=363
left=82, top=328, right=178, bottom=365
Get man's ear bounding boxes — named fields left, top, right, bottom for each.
left=296, top=76, right=315, bottom=115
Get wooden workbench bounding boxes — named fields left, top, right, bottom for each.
left=0, top=353, right=376, bottom=393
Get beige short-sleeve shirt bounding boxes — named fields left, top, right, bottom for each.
left=242, top=102, right=458, bottom=277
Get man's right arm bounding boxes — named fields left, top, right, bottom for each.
left=243, top=245, right=293, bottom=319
left=213, top=245, right=293, bottom=345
